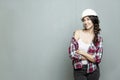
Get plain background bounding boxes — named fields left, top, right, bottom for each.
left=0, top=0, right=120, bottom=80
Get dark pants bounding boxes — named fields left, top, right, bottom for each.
left=74, top=65, right=100, bottom=80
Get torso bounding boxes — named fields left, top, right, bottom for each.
left=78, top=39, right=90, bottom=52
left=78, top=29, right=94, bottom=65
left=79, top=29, right=94, bottom=45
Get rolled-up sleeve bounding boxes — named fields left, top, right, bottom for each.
left=68, top=38, right=81, bottom=60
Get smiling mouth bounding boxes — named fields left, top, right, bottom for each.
left=85, top=25, right=89, bottom=28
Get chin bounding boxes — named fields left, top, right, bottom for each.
left=85, top=28, right=91, bottom=30
left=85, top=27, right=89, bottom=30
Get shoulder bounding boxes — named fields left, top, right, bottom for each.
left=74, top=29, right=82, bottom=35
left=73, top=29, right=82, bottom=40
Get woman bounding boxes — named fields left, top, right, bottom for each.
left=68, top=9, right=103, bottom=80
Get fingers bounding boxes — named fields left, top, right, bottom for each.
left=76, top=50, right=82, bottom=54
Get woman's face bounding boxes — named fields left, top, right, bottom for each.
left=82, top=16, right=94, bottom=30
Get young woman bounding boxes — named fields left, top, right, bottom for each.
left=68, top=9, right=103, bottom=80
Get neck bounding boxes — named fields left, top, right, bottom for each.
left=84, top=28, right=94, bottom=35
left=86, top=29, right=94, bottom=34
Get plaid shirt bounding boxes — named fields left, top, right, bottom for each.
left=68, top=34, right=103, bottom=73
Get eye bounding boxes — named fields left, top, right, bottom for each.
left=86, top=17, right=90, bottom=21
left=82, top=18, right=87, bottom=22
left=82, top=17, right=90, bottom=22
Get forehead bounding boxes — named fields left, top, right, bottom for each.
left=83, top=16, right=90, bottom=19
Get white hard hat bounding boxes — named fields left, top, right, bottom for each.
left=81, top=9, right=97, bottom=19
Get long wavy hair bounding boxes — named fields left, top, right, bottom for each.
left=82, top=16, right=101, bottom=46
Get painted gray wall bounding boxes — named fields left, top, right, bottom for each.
left=0, top=0, right=120, bottom=80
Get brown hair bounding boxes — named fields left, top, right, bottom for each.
left=82, top=16, right=101, bottom=45
left=89, top=16, right=101, bottom=45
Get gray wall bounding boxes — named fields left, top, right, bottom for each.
left=0, top=0, right=120, bottom=80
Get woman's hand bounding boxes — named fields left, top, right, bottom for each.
left=76, top=50, right=85, bottom=55
left=76, top=50, right=87, bottom=60
left=76, top=50, right=95, bottom=63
